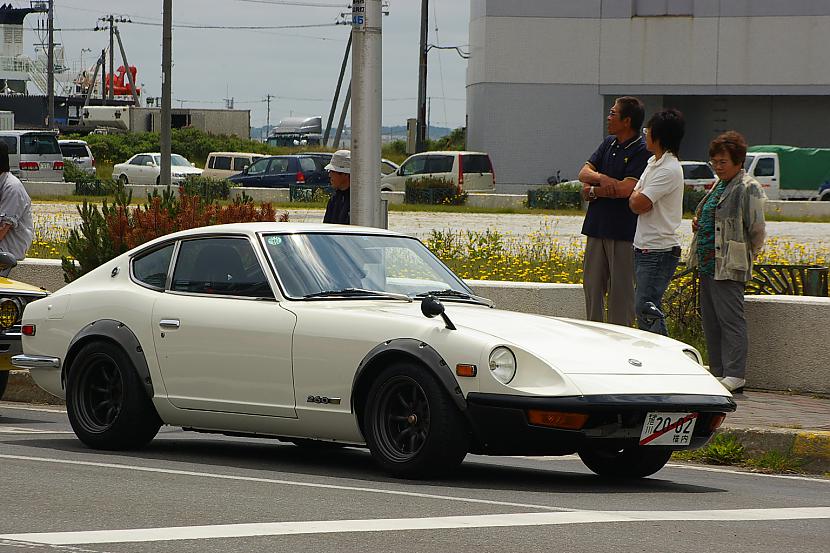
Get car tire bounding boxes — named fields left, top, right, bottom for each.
left=578, top=445, right=673, bottom=478
left=66, top=341, right=161, bottom=450
left=363, top=362, right=469, bottom=479
left=118, top=174, right=128, bottom=185
left=155, top=176, right=160, bottom=186
left=0, top=370, right=8, bottom=399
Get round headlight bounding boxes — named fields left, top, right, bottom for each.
left=489, top=347, right=517, bottom=384
left=683, top=349, right=702, bottom=365
left=0, top=298, right=19, bottom=329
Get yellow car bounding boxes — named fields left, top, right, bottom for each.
left=0, top=254, right=48, bottom=399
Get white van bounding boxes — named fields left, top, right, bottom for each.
left=380, top=151, right=495, bottom=192
left=203, top=152, right=267, bottom=179
left=680, top=161, right=716, bottom=190
left=0, top=130, right=64, bottom=182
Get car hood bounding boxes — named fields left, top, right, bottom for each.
left=372, top=302, right=704, bottom=377
left=173, top=166, right=203, bottom=174
left=0, top=277, right=47, bottom=295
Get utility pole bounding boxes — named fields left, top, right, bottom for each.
left=415, top=0, right=429, bottom=153
left=323, top=33, right=352, bottom=145
left=350, top=0, right=382, bottom=228
left=160, top=0, right=172, bottom=187
left=46, top=0, right=55, bottom=128
left=107, top=15, right=115, bottom=102
left=113, top=25, right=140, bottom=105
left=332, top=82, right=351, bottom=149
left=265, top=94, right=273, bottom=140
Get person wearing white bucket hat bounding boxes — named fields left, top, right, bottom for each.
left=323, top=149, right=351, bottom=225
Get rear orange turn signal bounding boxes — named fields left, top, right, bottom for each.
left=708, top=413, right=726, bottom=432
left=455, top=364, right=477, bottom=377
left=527, top=410, right=589, bottom=430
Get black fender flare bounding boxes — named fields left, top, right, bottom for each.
left=351, top=338, right=467, bottom=416
left=64, top=319, right=154, bottom=399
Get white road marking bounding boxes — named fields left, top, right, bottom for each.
left=2, top=508, right=829, bottom=545
left=0, top=426, right=73, bottom=434
left=665, top=463, right=830, bottom=483
left=0, top=454, right=570, bottom=512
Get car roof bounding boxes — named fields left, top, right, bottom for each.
left=132, top=222, right=408, bottom=252
left=0, top=129, right=58, bottom=135
left=680, top=161, right=708, bottom=166
left=208, top=151, right=266, bottom=157
left=58, top=139, right=90, bottom=145
left=407, top=151, right=489, bottom=156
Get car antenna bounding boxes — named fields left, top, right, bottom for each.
left=420, top=296, right=456, bottom=330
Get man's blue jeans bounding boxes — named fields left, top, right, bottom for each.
left=634, top=248, right=680, bottom=335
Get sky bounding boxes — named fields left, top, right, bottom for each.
left=25, top=0, right=470, bottom=130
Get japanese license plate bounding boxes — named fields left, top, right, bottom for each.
left=39, top=161, right=51, bottom=169
left=639, top=412, right=697, bottom=446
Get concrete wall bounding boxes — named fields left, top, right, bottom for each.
left=11, top=259, right=827, bottom=393
left=23, top=181, right=74, bottom=196
left=123, top=185, right=290, bottom=204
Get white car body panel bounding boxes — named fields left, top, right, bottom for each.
left=113, top=153, right=203, bottom=185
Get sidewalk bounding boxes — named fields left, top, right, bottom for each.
left=3, top=370, right=829, bottom=474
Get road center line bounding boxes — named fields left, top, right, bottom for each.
left=2, top=508, right=828, bottom=545
left=0, top=453, right=568, bottom=512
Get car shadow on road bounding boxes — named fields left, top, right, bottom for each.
left=8, top=434, right=725, bottom=496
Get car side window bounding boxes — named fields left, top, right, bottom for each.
left=684, top=164, right=713, bottom=180
left=268, top=158, right=291, bottom=174
left=247, top=158, right=269, bottom=175
left=130, top=155, right=148, bottom=166
left=0, top=137, right=17, bottom=154
left=233, top=157, right=253, bottom=171
left=212, top=156, right=232, bottom=170
left=427, top=155, right=454, bottom=174
left=171, top=237, right=273, bottom=298
left=755, top=158, right=775, bottom=177
left=132, top=243, right=174, bottom=290
left=299, top=158, right=316, bottom=173
left=401, top=156, right=427, bottom=177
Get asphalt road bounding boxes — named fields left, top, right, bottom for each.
left=2, top=403, right=829, bottom=553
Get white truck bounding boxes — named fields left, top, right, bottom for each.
left=745, top=145, right=830, bottom=200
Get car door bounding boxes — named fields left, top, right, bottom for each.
left=260, top=157, right=295, bottom=188
left=126, top=155, right=149, bottom=183
left=751, top=156, right=778, bottom=192
left=382, top=154, right=427, bottom=191
left=151, top=236, right=298, bottom=418
left=231, top=157, right=270, bottom=186
left=425, top=154, right=455, bottom=186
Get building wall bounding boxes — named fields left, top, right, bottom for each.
left=468, top=0, right=830, bottom=188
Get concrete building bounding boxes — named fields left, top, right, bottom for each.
left=467, top=0, right=830, bottom=192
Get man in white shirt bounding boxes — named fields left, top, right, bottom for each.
left=629, top=109, right=685, bottom=335
left=0, top=141, right=34, bottom=276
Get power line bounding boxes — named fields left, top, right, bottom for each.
left=234, top=0, right=347, bottom=6
left=124, top=21, right=340, bottom=30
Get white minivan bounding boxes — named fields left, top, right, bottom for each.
left=0, top=130, right=64, bottom=182
left=380, top=151, right=495, bottom=192
left=203, top=152, right=267, bottom=180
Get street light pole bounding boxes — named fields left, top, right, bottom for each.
left=350, top=0, right=382, bottom=228
left=160, top=0, right=172, bottom=187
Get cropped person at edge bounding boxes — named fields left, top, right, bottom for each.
left=629, top=108, right=686, bottom=335
left=0, top=141, right=34, bottom=276
left=578, top=96, right=650, bottom=326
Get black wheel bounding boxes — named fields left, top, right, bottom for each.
left=363, top=362, right=468, bottom=479
left=578, top=445, right=673, bottom=478
left=66, top=341, right=161, bottom=450
left=118, top=174, right=128, bottom=185
left=0, top=370, right=9, bottom=399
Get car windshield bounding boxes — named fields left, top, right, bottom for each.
left=171, top=154, right=191, bottom=167
left=262, top=232, right=472, bottom=300
left=744, top=155, right=755, bottom=171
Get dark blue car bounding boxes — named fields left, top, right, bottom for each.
left=228, top=155, right=329, bottom=188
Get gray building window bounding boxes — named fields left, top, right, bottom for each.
left=635, top=0, right=692, bottom=17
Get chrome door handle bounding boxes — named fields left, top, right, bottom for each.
left=159, top=319, right=180, bottom=329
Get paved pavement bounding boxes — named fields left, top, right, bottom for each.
left=3, top=371, right=829, bottom=474
left=33, top=203, right=830, bottom=250
left=1, top=405, right=828, bottom=552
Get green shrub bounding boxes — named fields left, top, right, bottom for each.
left=527, top=183, right=583, bottom=209
left=289, top=184, right=332, bottom=203
left=63, top=160, right=117, bottom=196
left=179, top=175, right=235, bottom=203
left=683, top=186, right=707, bottom=214
left=405, top=176, right=467, bottom=205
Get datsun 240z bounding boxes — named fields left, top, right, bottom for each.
left=14, top=223, right=735, bottom=479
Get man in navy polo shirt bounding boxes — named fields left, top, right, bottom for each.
left=577, top=96, right=649, bottom=326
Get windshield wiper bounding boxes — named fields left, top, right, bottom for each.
left=415, top=289, right=494, bottom=306
left=303, top=288, right=412, bottom=302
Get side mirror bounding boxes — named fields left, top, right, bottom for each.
left=420, top=296, right=456, bottom=330
left=0, top=252, right=17, bottom=272
left=145, top=161, right=154, bottom=166
left=242, top=164, right=249, bottom=171
left=191, top=162, right=195, bottom=167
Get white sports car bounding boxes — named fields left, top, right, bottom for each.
left=112, top=153, right=203, bottom=185
left=14, top=223, right=735, bottom=479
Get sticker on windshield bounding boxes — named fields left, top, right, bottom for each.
left=267, top=236, right=282, bottom=246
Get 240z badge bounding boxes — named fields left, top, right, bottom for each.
left=306, top=395, right=341, bottom=405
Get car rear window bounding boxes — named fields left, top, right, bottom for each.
left=0, top=136, right=17, bottom=154
left=428, top=155, right=454, bottom=173
left=683, top=164, right=714, bottom=180
left=211, top=156, right=232, bottom=170
left=60, top=144, right=89, bottom=158
left=299, top=158, right=316, bottom=173
left=461, top=154, right=492, bottom=174
left=268, top=158, right=293, bottom=173
left=21, top=134, right=60, bottom=155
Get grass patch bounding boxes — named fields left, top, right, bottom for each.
left=672, top=433, right=746, bottom=465
left=744, top=450, right=804, bottom=473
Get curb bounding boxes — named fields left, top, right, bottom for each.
left=3, top=370, right=829, bottom=475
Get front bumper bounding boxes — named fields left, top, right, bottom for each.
left=11, top=354, right=61, bottom=370
left=464, top=392, right=736, bottom=456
